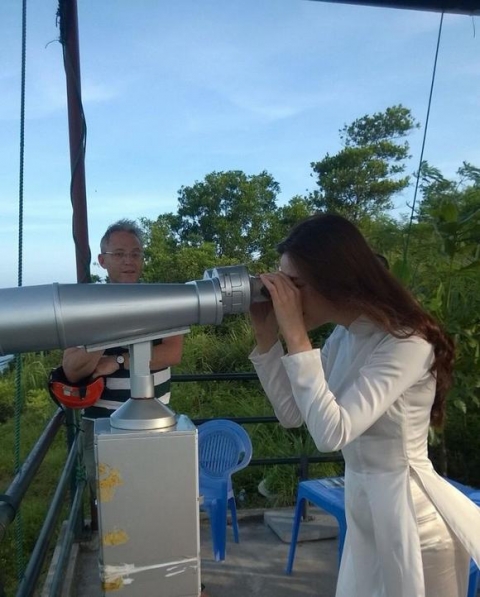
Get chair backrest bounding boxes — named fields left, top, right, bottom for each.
left=469, top=491, right=480, bottom=506
left=197, top=419, right=253, bottom=480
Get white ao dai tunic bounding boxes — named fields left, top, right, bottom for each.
left=250, top=317, right=480, bottom=597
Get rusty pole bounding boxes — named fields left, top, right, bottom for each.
left=59, top=0, right=91, bottom=283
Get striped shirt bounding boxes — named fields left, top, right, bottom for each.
left=83, top=342, right=171, bottom=420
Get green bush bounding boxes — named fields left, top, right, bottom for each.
left=0, top=376, right=15, bottom=423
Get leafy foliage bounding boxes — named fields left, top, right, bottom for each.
left=309, top=105, right=418, bottom=220
left=171, top=170, right=280, bottom=260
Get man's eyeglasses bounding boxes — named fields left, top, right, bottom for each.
left=102, top=251, right=144, bottom=262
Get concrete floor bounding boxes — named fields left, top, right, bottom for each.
left=72, top=509, right=339, bottom=597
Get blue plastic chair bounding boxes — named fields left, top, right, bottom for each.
left=287, top=476, right=480, bottom=597
left=197, top=419, right=253, bottom=561
left=447, top=482, right=480, bottom=597
left=466, top=491, right=480, bottom=597
left=469, top=559, right=479, bottom=597
left=286, top=477, right=346, bottom=574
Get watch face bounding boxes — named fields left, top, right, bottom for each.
left=116, top=355, right=125, bottom=365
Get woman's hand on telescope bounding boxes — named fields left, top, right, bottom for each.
left=259, top=272, right=311, bottom=355
left=249, top=292, right=279, bottom=354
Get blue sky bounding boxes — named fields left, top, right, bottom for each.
left=1, top=0, right=479, bottom=287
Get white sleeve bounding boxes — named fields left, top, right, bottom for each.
left=249, top=341, right=303, bottom=428
left=281, top=335, right=434, bottom=452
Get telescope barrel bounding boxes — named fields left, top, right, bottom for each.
left=0, top=279, right=223, bottom=355
left=0, top=265, right=269, bottom=355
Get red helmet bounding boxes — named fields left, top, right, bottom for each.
left=48, top=366, right=104, bottom=410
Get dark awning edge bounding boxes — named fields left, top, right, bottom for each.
left=308, top=0, right=480, bottom=16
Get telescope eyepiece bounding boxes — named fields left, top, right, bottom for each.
left=249, top=275, right=271, bottom=303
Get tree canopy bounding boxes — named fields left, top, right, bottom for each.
left=170, top=170, right=280, bottom=261
left=309, top=104, right=419, bottom=221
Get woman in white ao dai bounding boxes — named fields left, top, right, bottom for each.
left=249, top=214, right=480, bottom=597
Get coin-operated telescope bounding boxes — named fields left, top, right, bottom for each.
left=0, top=265, right=272, bottom=595
left=0, top=265, right=269, bottom=429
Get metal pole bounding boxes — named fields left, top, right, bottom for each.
left=59, top=0, right=91, bottom=284
left=58, top=0, right=90, bottom=538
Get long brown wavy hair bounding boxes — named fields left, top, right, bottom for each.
left=277, top=213, right=454, bottom=428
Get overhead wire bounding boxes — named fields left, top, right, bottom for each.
left=403, top=11, right=445, bottom=262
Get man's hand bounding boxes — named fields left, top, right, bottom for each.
left=62, top=347, right=105, bottom=383
left=91, top=355, right=121, bottom=379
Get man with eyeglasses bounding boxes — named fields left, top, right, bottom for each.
left=62, top=220, right=209, bottom=595
left=62, top=219, right=184, bottom=500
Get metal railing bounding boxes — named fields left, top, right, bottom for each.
left=175, top=372, right=343, bottom=479
left=0, top=409, right=85, bottom=597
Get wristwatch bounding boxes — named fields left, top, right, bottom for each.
left=116, top=354, right=125, bottom=370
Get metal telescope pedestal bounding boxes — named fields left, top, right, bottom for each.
left=0, top=265, right=269, bottom=595
left=94, top=340, right=201, bottom=596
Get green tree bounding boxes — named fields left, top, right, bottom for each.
left=141, top=183, right=314, bottom=282
left=171, top=170, right=280, bottom=262
left=310, top=105, right=419, bottom=221
left=419, top=198, right=480, bottom=477
left=141, top=216, right=236, bottom=283
left=418, top=161, right=480, bottom=226
left=255, top=195, right=315, bottom=270
left=140, top=215, right=179, bottom=282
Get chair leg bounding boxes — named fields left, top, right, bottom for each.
left=337, top=519, right=347, bottom=567
left=209, top=498, right=228, bottom=562
left=467, top=559, right=479, bottom=597
left=229, top=497, right=239, bottom=543
left=285, top=494, right=305, bottom=575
